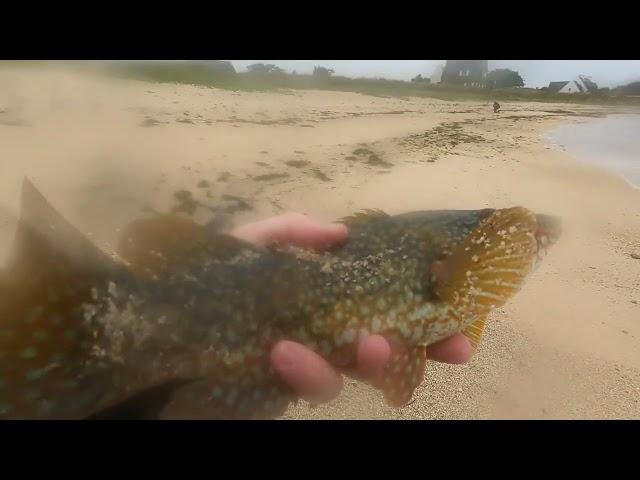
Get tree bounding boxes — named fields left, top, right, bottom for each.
left=615, top=81, right=640, bottom=95
left=313, top=66, right=334, bottom=77
left=486, top=69, right=525, bottom=89
left=411, top=74, right=430, bottom=84
left=246, top=63, right=284, bottom=74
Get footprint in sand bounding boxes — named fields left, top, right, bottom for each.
left=253, top=173, right=289, bottom=182
left=140, top=117, right=162, bottom=127
left=285, top=160, right=310, bottom=168
left=351, top=148, right=394, bottom=168
left=310, top=169, right=331, bottom=182
left=171, top=190, right=198, bottom=216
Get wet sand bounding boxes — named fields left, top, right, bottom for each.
left=546, top=114, right=640, bottom=189
left=1, top=65, right=639, bottom=419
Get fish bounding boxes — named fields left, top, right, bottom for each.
left=0, top=179, right=562, bottom=419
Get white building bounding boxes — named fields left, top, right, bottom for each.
left=430, top=64, right=444, bottom=84
left=548, top=75, right=598, bottom=94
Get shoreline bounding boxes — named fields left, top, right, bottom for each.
left=1, top=67, right=638, bottom=419
left=540, top=137, right=640, bottom=192
left=542, top=113, right=640, bottom=191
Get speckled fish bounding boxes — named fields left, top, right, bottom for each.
left=0, top=179, right=561, bottom=419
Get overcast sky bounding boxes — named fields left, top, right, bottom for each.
left=231, top=60, right=640, bottom=88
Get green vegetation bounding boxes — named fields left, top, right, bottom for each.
left=2, top=61, right=638, bottom=106
left=614, top=81, right=640, bottom=95
left=246, top=63, right=285, bottom=74
left=487, top=69, right=525, bottom=89
left=312, top=66, right=335, bottom=78
left=104, top=62, right=639, bottom=106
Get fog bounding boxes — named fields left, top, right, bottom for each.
left=231, top=60, right=640, bottom=88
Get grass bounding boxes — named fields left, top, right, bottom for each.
left=110, top=62, right=640, bottom=106
left=3, top=61, right=639, bottom=107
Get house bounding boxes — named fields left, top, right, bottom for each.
left=548, top=81, right=573, bottom=93
left=430, top=64, right=444, bottom=84
left=547, top=75, right=598, bottom=94
left=441, top=60, right=488, bottom=87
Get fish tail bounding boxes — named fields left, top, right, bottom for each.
left=0, top=179, right=125, bottom=419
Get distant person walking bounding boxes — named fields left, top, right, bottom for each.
left=493, top=101, right=501, bottom=113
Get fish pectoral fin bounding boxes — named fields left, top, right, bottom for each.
left=372, top=343, right=426, bottom=408
left=463, top=316, right=487, bottom=350
left=432, top=207, right=539, bottom=318
left=117, top=214, right=260, bottom=278
left=338, top=208, right=389, bottom=227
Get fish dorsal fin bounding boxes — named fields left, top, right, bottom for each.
left=117, top=213, right=260, bottom=279
left=6, top=178, right=116, bottom=283
left=432, top=206, right=538, bottom=320
left=338, top=208, right=389, bottom=227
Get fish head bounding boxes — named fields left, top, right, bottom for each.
left=396, top=208, right=561, bottom=262
left=393, top=208, right=498, bottom=259
left=426, top=207, right=562, bottom=323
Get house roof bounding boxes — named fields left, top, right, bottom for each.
left=579, top=76, right=598, bottom=92
left=548, top=81, right=569, bottom=92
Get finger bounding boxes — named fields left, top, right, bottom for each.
left=356, top=335, right=392, bottom=381
left=426, top=334, right=473, bottom=364
left=270, top=340, right=343, bottom=404
left=231, top=212, right=348, bottom=250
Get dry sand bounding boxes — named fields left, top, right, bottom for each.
left=1, top=65, right=638, bottom=419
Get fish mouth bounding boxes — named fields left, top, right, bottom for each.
left=534, top=214, right=562, bottom=262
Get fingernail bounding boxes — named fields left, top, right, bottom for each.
left=273, top=342, right=296, bottom=370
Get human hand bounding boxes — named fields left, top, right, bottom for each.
left=230, top=212, right=474, bottom=404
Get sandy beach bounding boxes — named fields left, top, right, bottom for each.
left=1, top=65, right=638, bottom=419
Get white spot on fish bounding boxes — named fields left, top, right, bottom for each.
left=372, top=316, right=382, bottom=332
left=342, top=329, right=356, bottom=344
left=411, top=326, right=424, bottom=343
left=399, top=324, right=411, bottom=338
left=226, top=388, right=238, bottom=406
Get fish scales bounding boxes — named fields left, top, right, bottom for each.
left=0, top=180, right=561, bottom=419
